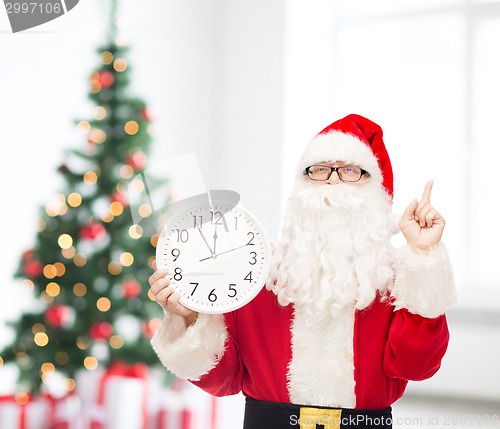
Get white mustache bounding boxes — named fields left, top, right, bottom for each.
left=290, top=183, right=369, bottom=212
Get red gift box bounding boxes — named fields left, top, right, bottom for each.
left=154, top=380, right=223, bottom=429
left=0, top=393, right=54, bottom=429
left=156, top=407, right=194, bottom=429
left=43, top=393, right=81, bottom=429
left=83, top=361, right=149, bottom=429
left=0, top=392, right=82, bottom=429
left=154, top=388, right=197, bottom=429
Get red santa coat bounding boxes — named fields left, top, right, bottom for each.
left=151, top=244, right=456, bottom=410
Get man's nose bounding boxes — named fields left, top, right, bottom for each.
left=326, top=171, right=342, bottom=184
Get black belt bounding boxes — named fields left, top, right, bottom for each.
left=243, top=397, right=392, bottom=429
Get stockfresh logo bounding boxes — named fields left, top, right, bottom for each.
left=3, top=0, right=79, bottom=33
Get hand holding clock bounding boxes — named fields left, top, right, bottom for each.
left=149, top=260, right=198, bottom=327
left=154, top=201, right=271, bottom=314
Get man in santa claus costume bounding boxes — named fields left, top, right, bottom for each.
left=149, top=114, right=456, bottom=428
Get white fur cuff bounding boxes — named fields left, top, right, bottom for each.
left=151, top=312, right=228, bottom=380
left=391, top=243, right=456, bottom=318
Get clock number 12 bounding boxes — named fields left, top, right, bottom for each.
left=210, top=211, right=223, bottom=225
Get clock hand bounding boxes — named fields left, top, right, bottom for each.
left=216, top=243, right=250, bottom=256
left=199, top=243, right=250, bottom=262
left=196, top=225, right=215, bottom=255
left=213, top=224, right=218, bottom=255
left=184, top=272, right=225, bottom=276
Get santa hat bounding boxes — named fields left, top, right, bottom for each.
left=297, top=114, right=394, bottom=199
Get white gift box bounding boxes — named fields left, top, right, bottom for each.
left=50, top=394, right=82, bottom=429
left=154, top=380, right=236, bottom=429
left=0, top=394, right=82, bottom=429
left=102, top=377, right=147, bottom=429
left=0, top=397, right=47, bottom=429
left=161, top=382, right=246, bottom=429
left=75, top=364, right=149, bottom=429
left=155, top=389, right=188, bottom=429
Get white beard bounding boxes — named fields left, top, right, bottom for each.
left=267, top=178, right=396, bottom=320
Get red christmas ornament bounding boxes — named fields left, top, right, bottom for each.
left=140, top=107, right=152, bottom=122
left=125, top=151, right=146, bottom=171
left=80, top=223, right=106, bottom=240
left=143, top=318, right=161, bottom=339
left=122, top=279, right=141, bottom=299
left=111, top=191, right=128, bottom=207
left=89, top=322, right=113, bottom=340
left=45, top=304, right=74, bottom=328
left=23, top=259, right=43, bottom=278
left=22, top=249, right=35, bottom=261
left=99, top=70, right=114, bottom=89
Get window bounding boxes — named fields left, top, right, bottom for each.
left=283, top=0, right=500, bottom=307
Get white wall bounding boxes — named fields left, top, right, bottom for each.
left=116, top=0, right=285, bottom=236
left=0, top=0, right=285, bottom=319
left=283, top=0, right=500, bottom=403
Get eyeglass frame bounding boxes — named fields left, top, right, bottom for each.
left=303, top=164, right=371, bottom=182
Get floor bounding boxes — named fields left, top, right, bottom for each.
left=393, top=394, right=500, bottom=429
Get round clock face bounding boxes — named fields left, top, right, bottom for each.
left=155, top=201, right=271, bottom=314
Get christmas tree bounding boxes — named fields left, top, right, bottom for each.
left=0, top=1, right=165, bottom=394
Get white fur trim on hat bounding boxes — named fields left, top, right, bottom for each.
left=390, top=244, right=456, bottom=318
left=297, top=131, right=383, bottom=186
left=151, top=312, right=227, bottom=380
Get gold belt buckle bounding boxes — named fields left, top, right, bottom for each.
left=299, top=407, right=342, bottom=429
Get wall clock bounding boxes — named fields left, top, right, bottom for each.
left=156, top=198, right=271, bottom=314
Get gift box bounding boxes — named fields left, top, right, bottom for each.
left=45, top=393, right=82, bottom=429
left=76, top=361, right=149, bottom=429
left=0, top=393, right=82, bottom=429
left=153, top=379, right=227, bottom=429
left=0, top=394, right=45, bottom=429
left=154, top=388, right=196, bottom=429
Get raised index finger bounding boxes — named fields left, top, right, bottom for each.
left=421, top=180, right=433, bottom=202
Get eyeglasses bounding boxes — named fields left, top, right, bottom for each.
left=304, top=164, right=370, bottom=182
